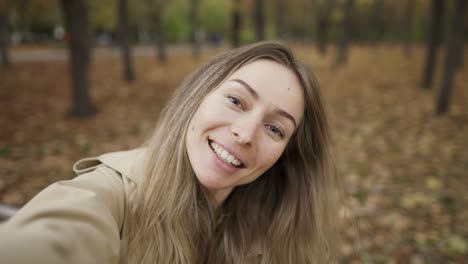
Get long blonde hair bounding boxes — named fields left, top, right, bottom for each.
left=126, top=41, right=342, bottom=263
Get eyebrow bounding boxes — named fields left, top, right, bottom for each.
left=230, top=78, right=298, bottom=128
left=231, top=79, right=259, bottom=99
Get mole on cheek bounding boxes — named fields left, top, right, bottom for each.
left=191, top=126, right=195, bottom=131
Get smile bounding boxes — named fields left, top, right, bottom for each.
left=208, top=139, right=244, bottom=168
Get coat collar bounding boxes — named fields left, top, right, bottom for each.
left=73, top=148, right=147, bottom=184
left=98, top=148, right=147, bottom=183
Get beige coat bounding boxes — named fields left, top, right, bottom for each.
left=0, top=148, right=146, bottom=264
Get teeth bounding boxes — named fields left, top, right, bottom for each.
left=210, top=141, right=242, bottom=167
left=221, top=150, right=228, bottom=159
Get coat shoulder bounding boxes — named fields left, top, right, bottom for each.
left=73, top=148, right=147, bottom=184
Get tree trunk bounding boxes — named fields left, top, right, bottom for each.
left=369, top=0, right=384, bottom=43
left=436, top=0, right=466, bottom=114
left=147, top=1, right=166, bottom=65
left=275, top=0, right=285, bottom=39
left=422, top=0, right=445, bottom=89
left=231, top=0, right=241, bottom=47
left=189, top=0, right=200, bottom=58
left=60, top=0, right=94, bottom=117
left=0, top=7, right=10, bottom=67
left=302, top=0, right=313, bottom=42
left=117, top=0, right=135, bottom=81
left=455, top=43, right=464, bottom=70
left=402, top=0, right=415, bottom=56
left=12, top=0, right=29, bottom=44
left=454, top=14, right=466, bottom=69
left=154, top=9, right=166, bottom=64
left=315, top=0, right=335, bottom=55
left=254, top=0, right=264, bottom=41
left=140, top=0, right=152, bottom=44
left=334, top=0, right=354, bottom=67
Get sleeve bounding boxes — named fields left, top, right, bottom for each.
left=0, top=165, right=125, bottom=264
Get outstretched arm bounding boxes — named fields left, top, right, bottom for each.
left=0, top=165, right=125, bottom=264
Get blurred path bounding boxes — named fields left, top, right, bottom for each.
left=9, top=44, right=198, bottom=62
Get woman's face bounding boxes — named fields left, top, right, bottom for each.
left=186, top=59, right=304, bottom=200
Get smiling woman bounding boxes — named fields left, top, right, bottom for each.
left=186, top=59, right=305, bottom=203
left=0, top=42, right=343, bottom=264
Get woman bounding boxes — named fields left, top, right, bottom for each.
left=0, top=41, right=342, bottom=263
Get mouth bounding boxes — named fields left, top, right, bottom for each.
left=208, top=139, right=245, bottom=168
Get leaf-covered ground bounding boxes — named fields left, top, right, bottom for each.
left=1, top=44, right=467, bottom=263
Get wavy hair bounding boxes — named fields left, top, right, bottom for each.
left=126, top=41, right=342, bottom=263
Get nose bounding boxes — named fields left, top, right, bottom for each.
left=231, top=116, right=259, bottom=146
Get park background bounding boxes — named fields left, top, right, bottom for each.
left=0, top=0, right=467, bottom=263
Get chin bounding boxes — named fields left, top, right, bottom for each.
left=196, top=175, right=230, bottom=191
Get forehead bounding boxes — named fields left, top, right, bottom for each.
left=226, top=59, right=305, bottom=123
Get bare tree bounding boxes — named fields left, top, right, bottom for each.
left=454, top=13, right=466, bottom=69
left=189, top=0, right=200, bottom=58
left=436, top=0, right=466, bottom=114
left=253, top=0, right=264, bottom=41
left=154, top=13, right=166, bottom=63
left=402, top=0, right=415, bottom=56
left=153, top=2, right=166, bottom=64
left=0, top=5, right=10, bottom=67
left=10, top=0, right=29, bottom=44
left=139, top=0, right=152, bottom=44
left=231, top=0, right=241, bottom=47
left=117, top=0, right=135, bottom=81
left=422, top=0, right=445, bottom=89
left=60, top=0, right=95, bottom=117
left=315, top=0, right=335, bottom=55
left=334, top=0, right=354, bottom=67
left=369, top=0, right=384, bottom=43
left=144, top=0, right=166, bottom=64
left=275, top=0, right=285, bottom=39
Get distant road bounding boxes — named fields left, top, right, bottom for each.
left=10, top=44, right=204, bottom=62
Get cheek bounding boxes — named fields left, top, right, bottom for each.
left=239, top=147, right=285, bottom=186
left=187, top=105, right=209, bottom=135
left=257, top=144, right=286, bottom=170
left=193, top=110, right=230, bottom=135
left=186, top=109, right=205, bottom=150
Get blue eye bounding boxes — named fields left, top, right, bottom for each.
left=266, top=124, right=284, bottom=138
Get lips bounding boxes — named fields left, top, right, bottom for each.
left=208, top=139, right=245, bottom=168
